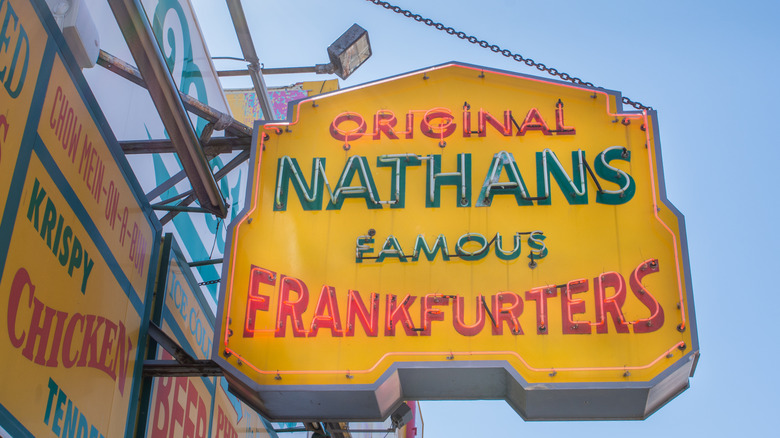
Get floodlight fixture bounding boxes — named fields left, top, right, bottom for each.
left=327, top=23, right=372, bottom=79
left=217, top=24, right=372, bottom=80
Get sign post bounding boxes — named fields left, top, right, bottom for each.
left=215, top=63, right=698, bottom=421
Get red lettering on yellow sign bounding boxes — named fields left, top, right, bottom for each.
left=149, top=352, right=208, bottom=438
left=233, top=259, right=665, bottom=341
left=329, top=101, right=575, bottom=147
left=6, top=267, right=133, bottom=395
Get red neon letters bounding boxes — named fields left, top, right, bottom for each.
left=240, top=259, right=666, bottom=339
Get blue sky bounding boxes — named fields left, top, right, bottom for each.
left=189, top=0, right=780, bottom=435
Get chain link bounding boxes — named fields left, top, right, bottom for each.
left=198, top=279, right=221, bottom=286
left=366, top=0, right=652, bottom=111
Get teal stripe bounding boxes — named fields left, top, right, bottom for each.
left=0, top=403, right=34, bottom=438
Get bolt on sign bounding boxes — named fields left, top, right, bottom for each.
left=0, top=1, right=160, bottom=436
left=215, top=63, right=698, bottom=421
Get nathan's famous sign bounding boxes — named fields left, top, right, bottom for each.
left=214, top=63, right=698, bottom=421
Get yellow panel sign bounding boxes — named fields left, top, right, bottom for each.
left=38, top=56, right=154, bottom=298
left=1, top=154, right=141, bottom=438
left=0, top=1, right=160, bottom=435
left=216, top=63, right=698, bottom=420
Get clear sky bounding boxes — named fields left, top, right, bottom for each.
left=188, top=0, right=780, bottom=436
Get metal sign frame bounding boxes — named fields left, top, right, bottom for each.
left=213, top=62, right=698, bottom=421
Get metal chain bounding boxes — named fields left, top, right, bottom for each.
left=198, top=279, right=221, bottom=286
left=365, top=0, right=652, bottom=111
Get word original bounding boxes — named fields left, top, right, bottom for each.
left=328, top=101, right=576, bottom=144
left=7, top=267, right=134, bottom=395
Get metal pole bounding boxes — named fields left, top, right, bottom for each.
left=224, top=0, right=275, bottom=120
left=217, top=64, right=335, bottom=76
left=98, top=50, right=252, bottom=138
left=107, top=0, right=228, bottom=217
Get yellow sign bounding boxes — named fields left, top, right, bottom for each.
left=0, top=1, right=160, bottom=436
left=216, top=63, right=698, bottom=420
left=37, top=56, right=155, bottom=298
left=1, top=154, right=142, bottom=438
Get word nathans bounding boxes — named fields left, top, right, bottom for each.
left=274, top=146, right=635, bottom=212
left=356, top=231, right=547, bottom=263
left=7, top=267, right=134, bottom=396
left=241, top=259, right=665, bottom=339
